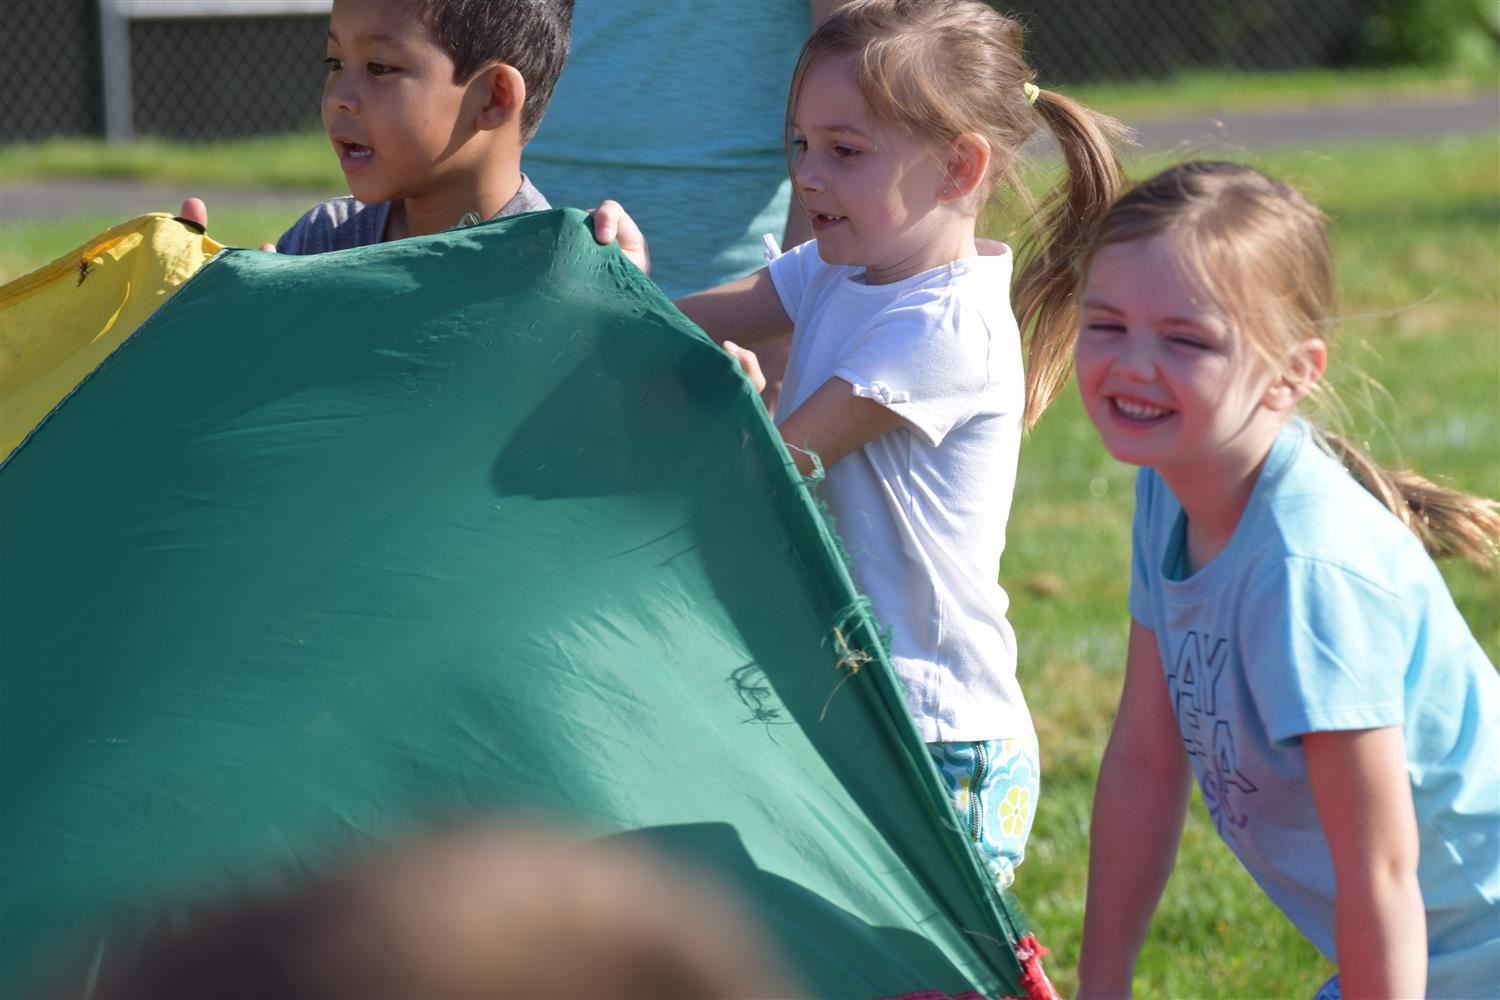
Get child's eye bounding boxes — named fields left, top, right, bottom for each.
left=1085, top=321, right=1126, bottom=335
left=1169, top=335, right=1210, bottom=349
left=323, top=57, right=342, bottom=72
left=366, top=62, right=397, bottom=76
left=833, top=145, right=860, bottom=158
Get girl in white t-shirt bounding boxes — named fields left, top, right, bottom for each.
left=674, top=0, right=1126, bottom=889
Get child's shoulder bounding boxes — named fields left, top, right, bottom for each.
left=1251, top=422, right=1439, bottom=595
left=882, top=256, right=1018, bottom=333
left=276, top=197, right=389, bottom=255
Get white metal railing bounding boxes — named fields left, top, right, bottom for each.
left=98, top=0, right=332, bottom=142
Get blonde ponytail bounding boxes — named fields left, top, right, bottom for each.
left=1012, top=90, right=1131, bottom=428
left=1315, top=430, right=1500, bottom=567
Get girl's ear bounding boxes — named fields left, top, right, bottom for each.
left=475, top=63, right=527, bottom=132
left=940, top=133, right=992, bottom=202
left=1264, top=337, right=1328, bottom=412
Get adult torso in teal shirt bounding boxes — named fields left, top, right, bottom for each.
left=526, top=0, right=809, bottom=298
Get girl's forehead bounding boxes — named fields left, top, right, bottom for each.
left=1090, top=234, right=1197, bottom=284
left=793, top=53, right=870, bottom=119
left=1087, top=236, right=1229, bottom=315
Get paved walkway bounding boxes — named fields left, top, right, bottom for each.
left=1127, top=91, right=1498, bottom=154
left=0, top=179, right=324, bottom=225
left=1, top=93, right=1495, bottom=224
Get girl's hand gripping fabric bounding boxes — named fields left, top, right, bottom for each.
left=722, top=341, right=767, bottom=394
left=588, top=200, right=650, bottom=275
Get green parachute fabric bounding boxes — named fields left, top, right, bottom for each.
left=0, top=209, right=1051, bottom=997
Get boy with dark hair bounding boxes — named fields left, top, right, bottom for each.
left=184, top=0, right=592, bottom=256
left=275, top=0, right=574, bottom=253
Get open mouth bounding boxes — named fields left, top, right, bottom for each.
left=335, top=140, right=373, bottom=167
left=1109, top=396, right=1172, bottom=422
left=810, top=212, right=846, bottom=230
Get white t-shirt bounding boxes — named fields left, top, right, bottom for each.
left=768, top=241, right=1030, bottom=743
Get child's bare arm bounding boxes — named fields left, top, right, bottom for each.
left=675, top=270, right=792, bottom=348
left=1305, top=727, right=1426, bottom=999
left=775, top=379, right=903, bottom=477
left=1077, top=621, right=1193, bottom=999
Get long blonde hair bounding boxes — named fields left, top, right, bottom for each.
left=1084, top=161, right=1500, bottom=566
left=786, top=0, right=1129, bottom=427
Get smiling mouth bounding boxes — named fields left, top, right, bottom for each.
left=338, top=140, right=372, bottom=159
left=1110, top=396, right=1172, bottom=421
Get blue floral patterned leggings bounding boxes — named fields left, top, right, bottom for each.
left=926, top=733, right=1041, bottom=890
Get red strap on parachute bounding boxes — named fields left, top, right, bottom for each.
left=883, top=932, right=1059, bottom=1000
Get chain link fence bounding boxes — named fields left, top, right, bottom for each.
left=2, top=0, right=329, bottom=143
left=0, top=0, right=1387, bottom=144
left=2, top=0, right=105, bottom=142
left=1009, top=0, right=1366, bottom=84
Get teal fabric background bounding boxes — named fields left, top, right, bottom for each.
left=525, top=0, right=804, bottom=296
left=0, top=210, right=1028, bottom=995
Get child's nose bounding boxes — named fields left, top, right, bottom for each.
left=793, top=159, right=824, bottom=193
left=324, top=76, right=357, bottom=114
left=1115, top=334, right=1158, bottom=379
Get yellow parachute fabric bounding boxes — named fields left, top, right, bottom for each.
left=0, top=214, right=223, bottom=462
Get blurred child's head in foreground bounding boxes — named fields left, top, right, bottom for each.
left=64, top=820, right=801, bottom=999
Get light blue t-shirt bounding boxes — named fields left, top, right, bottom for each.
left=1128, top=418, right=1500, bottom=999
left=526, top=0, right=808, bottom=297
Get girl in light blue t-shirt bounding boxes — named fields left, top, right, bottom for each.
left=1073, top=162, right=1500, bottom=1000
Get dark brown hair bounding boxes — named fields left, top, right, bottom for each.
left=410, top=0, right=573, bottom=142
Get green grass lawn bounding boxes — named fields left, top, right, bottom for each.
left=1, top=126, right=1496, bottom=997
left=0, top=132, right=342, bottom=191
left=1062, top=62, right=1498, bottom=119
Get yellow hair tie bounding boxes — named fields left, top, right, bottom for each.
left=1023, top=81, right=1040, bottom=106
